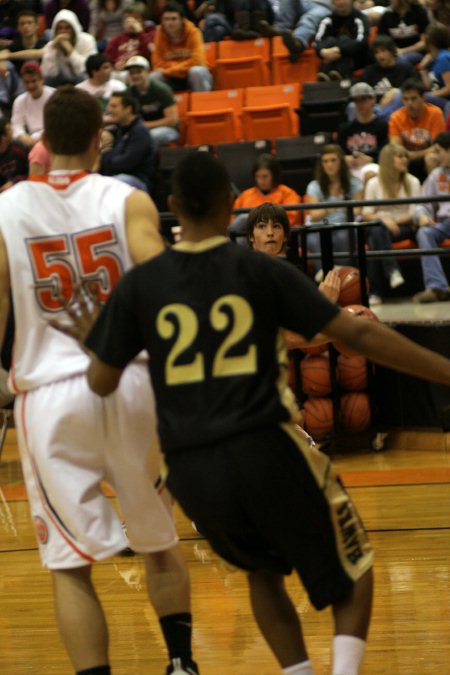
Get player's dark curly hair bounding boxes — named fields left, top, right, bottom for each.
left=171, top=152, right=231, bottom=220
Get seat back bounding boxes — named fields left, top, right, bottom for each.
left=271, top=39, right=320, bottom=87
left=217, top=37, right=270, bottom=63
left=242, top=84, right=300, bottom=140
left=217, top=140, right=272, bottom=192
left=186, top=89, right=244, bottom=144
left=173, top=91, right=190, bottom=145
left=214, top=56, right=269, bottom=89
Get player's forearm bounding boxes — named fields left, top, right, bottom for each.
left=87, top=356, right=122, bottom=396
left=327, top=314, right=450, bottom=386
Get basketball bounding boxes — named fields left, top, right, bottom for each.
left=284, top=329, right=329, bottom=355
left=334, top=303, right=379, bottom=356
left=301, top=354, right=331, bottom=396
left=340, top=392, right=371, bottom=433
left=301, top=342, right=329, bottom=356
left=336, top=355, right=368, bottom=391
left=336, top=266, right=364, bottom=307
left=304, top=396, right=334, bottom=438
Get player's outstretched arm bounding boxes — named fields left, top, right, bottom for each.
left=324, top=310, right=450, bottom=386
left=125, top=190, right=165, bottom=264
left=0, top=234, right=11, bottom=355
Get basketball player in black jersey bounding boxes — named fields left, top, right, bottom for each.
left=59, top=153, right=450, bottom=675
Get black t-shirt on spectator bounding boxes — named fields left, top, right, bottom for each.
left=378, top=5, right=429, bottom=50
left=358, top=61, right=420, bottom=98
left=337, top=116, right=388, bottom=162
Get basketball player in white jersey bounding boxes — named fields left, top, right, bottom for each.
left=0, top=87, right=198, bottom=675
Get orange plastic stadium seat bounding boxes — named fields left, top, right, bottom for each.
left=185, top=89, right=244, bottom=145
left=392, top=240, right=416, bottom=250
left=203, top=41, right=217, bottom=70
left=217, top=37, right=270, bottom=63
left=214, top=37, right=270, bottom=89
left=173, top=91, right=190, bottom=145
left=242, top=84, right=300, bottom=140
left=271, top=38, right=320, bottom=89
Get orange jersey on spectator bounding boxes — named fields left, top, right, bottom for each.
left=152, top=19, right=207, bottom=79
left=233, top=185, right=302, bottom=226
left=388, top=103, right=445, bottom=151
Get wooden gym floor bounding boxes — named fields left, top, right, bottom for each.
left=1, top=424, right=450, bottom=675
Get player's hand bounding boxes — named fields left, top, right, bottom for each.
left=49, top=283, right=102, bottom=348
left=319, top=269, right=341, bottom=304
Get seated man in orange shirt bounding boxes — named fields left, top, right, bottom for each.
left=389, top=78, right=445, bottom=181
left=229, top=154, right=301, bottom=245
left=150, top=1, right=212, bottom=92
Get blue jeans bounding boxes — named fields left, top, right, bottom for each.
left=150, top=67, right=213, bottom=92
left=416, top=220, right=450, bottom=292
left=149, top=126, right=180, bottom=152
left=275, top=0, right=331, bottom=47
left=114, top=174, right=148, bottom=192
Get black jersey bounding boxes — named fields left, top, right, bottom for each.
left=86, top=237, right=339, bottom=454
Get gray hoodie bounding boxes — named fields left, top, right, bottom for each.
left=41, top=9, right=97, bottom=81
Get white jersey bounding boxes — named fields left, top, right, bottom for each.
left=0, top=171, right=135, bottom=393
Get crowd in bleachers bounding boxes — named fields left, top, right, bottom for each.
left=0, top=0, right=450, bottom=304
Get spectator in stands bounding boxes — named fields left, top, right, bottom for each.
left=125, top=54, right=179, bottom=151
left=424, top=0, right=450, bottom=26
left=44, top=0, right=90, bottom=32
left=89, top=0, right=126, bottom=48
left=362, top=143, right=421, bottom=304
left=11, top=61, right=54, bottom=147
left=377, top=0, right=429, bottom=66
left=150, top=2, right=212, bottom=91
left=198, top=0, right=236, bottom=42
left=99, top=90, right=155, bottom=191
left=419, top=23, right=450, bottom=104
left=353, top=0, right=390, bottom=25
left=104, top=2, right=153, bottom=76
left=356, top=35, right=419, bottom=117
left=258, top=0, right=333, bottom=63
left=413, top=131, right=450, bottom=303
left=0, top=56, right=23, bottom=117
left=305, top=144, right=363, bottom=272
left=9, top=10, right=47, bottom=73
left=229, top=154, right=302, bottom=243
left=76, top=53, right=125, bottom=111
left=338, top=82, right=387, bottom=182
left=0, top=116, right=28, bottom=191
left=389, top=78, right=445, bottom=180
left=28, top=137, right=51, bottom=175
left=40, top=9, right=97, bottom=85
left=315, top=0, right=371, bottom=82
left=0, top=0, right=23, bottom=47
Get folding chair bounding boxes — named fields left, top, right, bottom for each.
left=275, top=133, right=332, bottom=197
left=214, top=38, right=270, bottom=89
left=271, top=38, right=320, bottom=88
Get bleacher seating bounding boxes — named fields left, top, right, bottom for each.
left=217, top=140, right=271, bottom=193
left=186, top=89, right=244, bottom=145
left=242, top=83, right=300, bottom=140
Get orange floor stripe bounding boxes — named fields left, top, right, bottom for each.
left=2, top=469, right=449, bottom=502
left=341, top=467, right=450, bottom=487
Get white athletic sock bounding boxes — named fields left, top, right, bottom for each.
left=332, top=635, right=366, bottom=675
left=282, top=660, right=313, bottom=674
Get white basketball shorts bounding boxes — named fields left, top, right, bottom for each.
left=15, top=362, right=178, bottom=569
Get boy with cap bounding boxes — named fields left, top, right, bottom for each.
left=337, top=82, right=388, bottom=181
left=125, top=55, right=180, bottom=151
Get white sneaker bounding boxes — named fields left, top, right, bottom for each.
left=389, top=269, right=405, bottom=289
left=369, top=294, right=383, bottom=306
